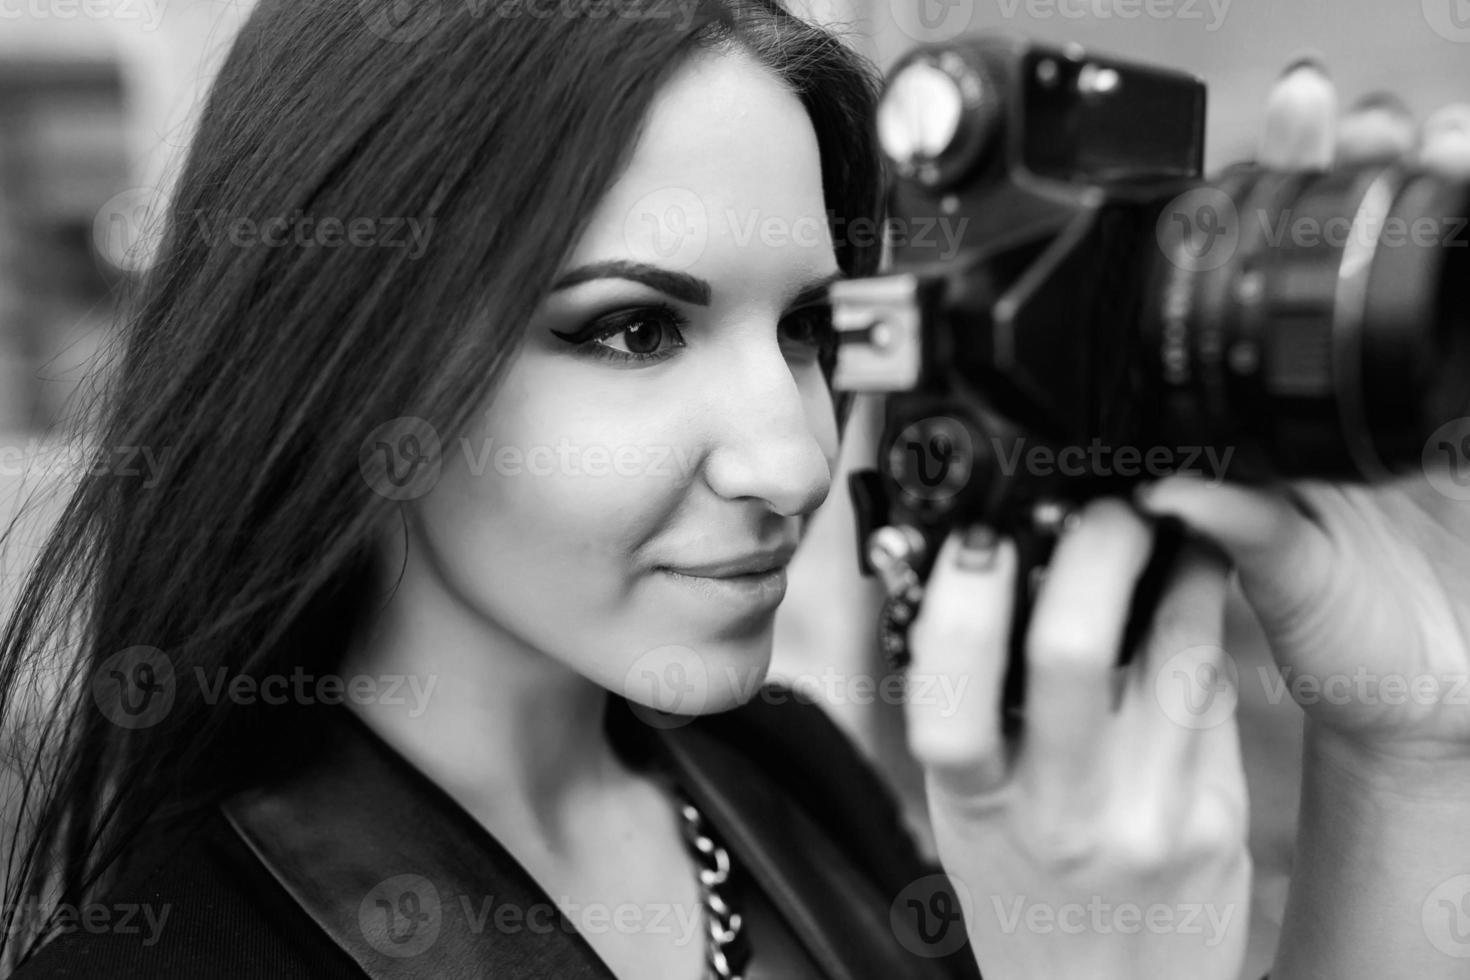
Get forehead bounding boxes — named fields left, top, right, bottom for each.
left=564, top=47, right=838, bottom=293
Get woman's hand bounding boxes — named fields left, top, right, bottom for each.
left=1137, top=320, right=1470, bottom=980
left=1135, top=68, right=1470, bottom=978
left=1137, top=63, right=1470, bottom=769
left=903, top=499, right=1251, bottom=980
left=1137, top=62, right=1470, bottom=762
left=1139, top=472, right=1470, bottom=761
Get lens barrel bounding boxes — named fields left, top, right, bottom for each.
left=1145, top=164, right=1470, bottom=478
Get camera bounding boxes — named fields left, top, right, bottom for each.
left=830, top=34, right=1470, bottom=694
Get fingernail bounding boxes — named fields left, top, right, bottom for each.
left=1421, top=104, right=1470, bottom=179
left=954, top=525, right=999, bottom=571
left=1278, top=51, right=1328, bottom=80
left=1338, top=92, right=1417, bottom=164
left=1425, top=103, right=1470, bottom=140
left=1348, top=91, right=1411, bottom=119
left=1260, top=52, right=1337, bottom=171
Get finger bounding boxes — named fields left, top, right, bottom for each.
left=905, top=526, right=1018, bottom=801
left=1336, top=92, right=1417, bottom=166
left=1163, top=660, right=1251, bottom=874
left=1109, top=540, right=1244, bottom=884
left=1110, top=690, right=1249, bottom=890
left=1189, top=674, right=1250, bottom=840
left=1123, top=541, right=1234, bottom=781
left=1420, top=104, right=1470, bottom=179
left=1021, top=498, right=1154, bottom=803
left=1133, top=475, right=1335, bottom=640
left=1109, top=648, right=1242, bottom=870
left=1258, top=55, right=1336, bottom=171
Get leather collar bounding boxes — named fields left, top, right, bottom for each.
left=222, top=699, right=948, bottom=980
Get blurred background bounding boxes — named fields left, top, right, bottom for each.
left=0, top=1, right=1467, bottom=976
left=5, top=0, right=1469, bottom=441
left=0, top=0, right=252, bottom=616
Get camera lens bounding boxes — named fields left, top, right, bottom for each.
left=1144, top=164, right=1470, bottom=478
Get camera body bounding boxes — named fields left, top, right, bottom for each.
left=832, top=34, right=1470, bottom=681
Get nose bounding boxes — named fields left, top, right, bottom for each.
left=700, top=338, right=835, bottom=519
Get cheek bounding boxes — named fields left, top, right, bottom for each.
left=423, top=366, right=682, bottom=592
left=408, top=357, right=700, bottom=679
left=404, top=350, right=823, bottom=712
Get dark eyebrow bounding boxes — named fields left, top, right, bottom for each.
left=551, top=261, right=711, bottom=306
left=548, top=261, right=844, bottom=310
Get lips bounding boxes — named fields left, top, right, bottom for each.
left=659, top=541, right=798, bottom=579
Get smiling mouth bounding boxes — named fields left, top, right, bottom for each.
left=656, top=565, right=789, bottom=610
left=657, top=563, right=785, bottom=582
left=663, top=562, right=781, bottom=578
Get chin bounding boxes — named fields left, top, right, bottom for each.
left=613, top=632, right=774, bottom=718
left=699, top=657, right=773, bottom=712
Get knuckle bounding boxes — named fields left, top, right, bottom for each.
left=1144, top=585, right=1224, bottom=656
left=1143, top=603, right=1197, bottom=651
left=1077, top=497, right=1151, bottom=544
left=1106, top=821, right=1175, bottom=874
left=1025, top=620, right=1113, bottom=674
left=909, top=609, right=990, bottom=663
left=905, top=717, right=1000, bottom=774
left=1021, top=811, right=1104, bottom=870
left=906, top=617, right=951, bottom=660
left=1178, top=799, right=1246, bottom=861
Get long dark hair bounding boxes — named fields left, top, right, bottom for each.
left=0, top=0, right=883, bottom=966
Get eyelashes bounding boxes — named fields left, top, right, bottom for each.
left=550, top=303, right=690, bottom=366
left=550, top=301, right=837, bottom=368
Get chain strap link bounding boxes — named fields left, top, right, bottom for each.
left=674, top=790, right=750, bottom=980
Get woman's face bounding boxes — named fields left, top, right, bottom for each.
left=405, top=47, right=843, bottom=715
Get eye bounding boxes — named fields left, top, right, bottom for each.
left=551, top=304, right=690, bottom=365
left=779, top=304, right=837, bottom=361
left=594, top=308, right=685, bottom=356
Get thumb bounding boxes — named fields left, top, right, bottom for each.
left=1132, top=475, right=1336, bottom=632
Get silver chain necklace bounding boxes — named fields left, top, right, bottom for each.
left=674, top=788, right=750, bottom=980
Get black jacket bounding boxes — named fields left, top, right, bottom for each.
left=12, top=685, right=982, bottom=979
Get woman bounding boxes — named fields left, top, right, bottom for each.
left=0, top=1, right=1459, bottom=978
left=0, top=1, right=1250, bottom=977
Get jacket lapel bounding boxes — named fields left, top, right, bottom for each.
left=222, top=701, right=949, bottom=980
left=222, top=707, right=616, bottom=980
left=652, top=712, right=948, bottom=980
